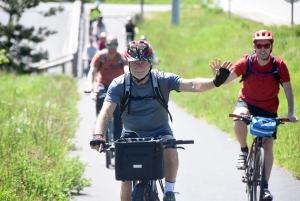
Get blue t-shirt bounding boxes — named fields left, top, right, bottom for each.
left=105, top=71, right=182, bottom=137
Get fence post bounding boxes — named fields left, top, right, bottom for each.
left=62, top=63, right=65, bottom=73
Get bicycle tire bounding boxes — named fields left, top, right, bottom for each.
left=131, top=183, right=151, bottom=201
left=246, top=147, right=255, bottom=201
left=105, top=129, right=111, bottom=168
left=105, top=119, right=114, bottom=168
left=252, top=147, right=265, bottom=201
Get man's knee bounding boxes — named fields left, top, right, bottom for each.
left=164, top=148, right=178, bottom=164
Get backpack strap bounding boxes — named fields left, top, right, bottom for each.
left=119, top=72, right=132, bottom=118
left=272, top=56, right=282, bottom=86
left=239, top=53, right=254, bottom=83
left=150, top=69, right=173, bottom=122
left=100, top=51, right=124, bottom=68
left=99, top=51, right=107, bottom=68
left=117, top=53, right=124, bottom=68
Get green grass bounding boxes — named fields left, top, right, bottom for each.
left=136, top=3, right=300, bottom=179
left=0, top=73, right=90, bottom=200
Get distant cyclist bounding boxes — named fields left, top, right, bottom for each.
left=140, top=35, right=160, bottom=65
left=90, top=40, right=232, bottom=201
left=210, top=30, right=298, bottom=200
left=122, top=16, right=139, bottom=46
left=92, top=14, right=106, bottom=41
left=82, top=37, right=97, bottom=77
left=96, top=31, right=106, bottom=50
left=85, top=35, right=129, bottom=141
left=89, top=1, right=101, bottom=35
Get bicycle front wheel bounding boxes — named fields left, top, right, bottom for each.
left=246, top=148, right=255, bottom=201
left=252, top=147, right=265, bottom=201
left=132, top=183, right=150, bottom=201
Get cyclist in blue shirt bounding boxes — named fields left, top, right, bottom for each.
left=90, top=40, right=232, bottom=201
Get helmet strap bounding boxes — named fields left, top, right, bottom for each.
left=129, top=62, right=152, bottom=84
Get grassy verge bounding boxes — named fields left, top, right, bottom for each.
left=136, top=3, right=300, bottom=179
left=0, top=73, right=90, bottom=200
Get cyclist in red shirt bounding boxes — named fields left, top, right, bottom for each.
left=210, top=30, right=298, bottom=200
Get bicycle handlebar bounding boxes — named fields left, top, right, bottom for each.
left=163, top=139, right=194, bottom=145
left=228, top=114, right=292, bottom=123
left=101, top=138, right=194, bottom=152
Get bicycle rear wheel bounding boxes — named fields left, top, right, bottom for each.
left=252, top=147, right=265, bottom=201
left=132, top=183, right=151, bottom=201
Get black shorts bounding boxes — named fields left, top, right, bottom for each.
left=234, top=99, right=278, bottom=139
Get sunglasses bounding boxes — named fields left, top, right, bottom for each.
left=107, top=42, right=118, bottom=47
left=256, top=43, right=271, bottom=49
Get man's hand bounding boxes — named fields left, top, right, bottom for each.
left=90, top=134, right=106, bottom=152
left=84, top=87, right=94, bottom=93
left=210, top=59, right=232, bottom=87
left=287, top=113, right=298, bottom=122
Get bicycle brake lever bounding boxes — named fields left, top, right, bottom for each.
left=176, top=146, right=185, bottom=150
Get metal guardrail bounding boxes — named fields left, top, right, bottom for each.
left=29, top=0, right=83, bottom=77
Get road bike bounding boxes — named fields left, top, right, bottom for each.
left=105, top=117, right=115, bottom=168
left=85, top=90, right=115, bottom=169
left=229, top=114, right=293, bottom=201
left=103, top=132, right=194, bottom=201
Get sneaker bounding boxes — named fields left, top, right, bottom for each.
left=263, top=189, right=274, bottom=200
left=163, top=191, right=176, bottom=201
left=236, top=152, right=248, bottom=170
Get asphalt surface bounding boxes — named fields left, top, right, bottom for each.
left=71, top=2, right=300, bottom=201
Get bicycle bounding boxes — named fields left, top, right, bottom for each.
left=85, top=90, right=115, bottom=169
left=126, top=32, right=134, bottom=45
left=228, top=114, right=293, bottom=201
left=102, top=131, right=194, bottom=201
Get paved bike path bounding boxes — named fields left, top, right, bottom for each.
left=71, top=3, right=300, bottom=201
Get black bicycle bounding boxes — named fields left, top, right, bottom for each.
left=85, top=90, right=115, bottom=169
left=103, top=132, right=194, bottom=201
left=229, top=114, right=292, bottom=201
left=105, top=117, right=115, bottom=168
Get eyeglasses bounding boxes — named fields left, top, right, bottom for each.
left=107, top=42, right=118, bottom=47
left=256, top=43, right=271, bottom=49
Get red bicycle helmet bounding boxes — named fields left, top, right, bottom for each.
left=252, top=30, right=274, bottom=43
left=124, top=40, right=153, bottom=61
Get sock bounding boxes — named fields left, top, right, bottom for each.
left=241, top=146, right=249, bottom=153
left=164, top=180, right=175, bottom=194
left=264, top=181, right=268, bottom=189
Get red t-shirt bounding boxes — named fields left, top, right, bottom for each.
left=90, top=49, right=128, bottom=87
left=233, top=54, right=290, bottom=113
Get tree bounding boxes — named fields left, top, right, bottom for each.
left=0, top=49, right=10, bottom=65
left=0, top=0, right=64, bottom=73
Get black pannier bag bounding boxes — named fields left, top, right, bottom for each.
left=114, top=138, right=164, bottom=181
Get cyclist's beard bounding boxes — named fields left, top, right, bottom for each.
left=108, top=48, right=117, bottom=55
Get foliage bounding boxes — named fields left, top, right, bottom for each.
left=0, top=0, right=64, bottom=73
left=0, top=73, right=90, bottom=200
left=137, top=3, right=300, bottom=179
left=0, top=49, right=10, bottom=64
